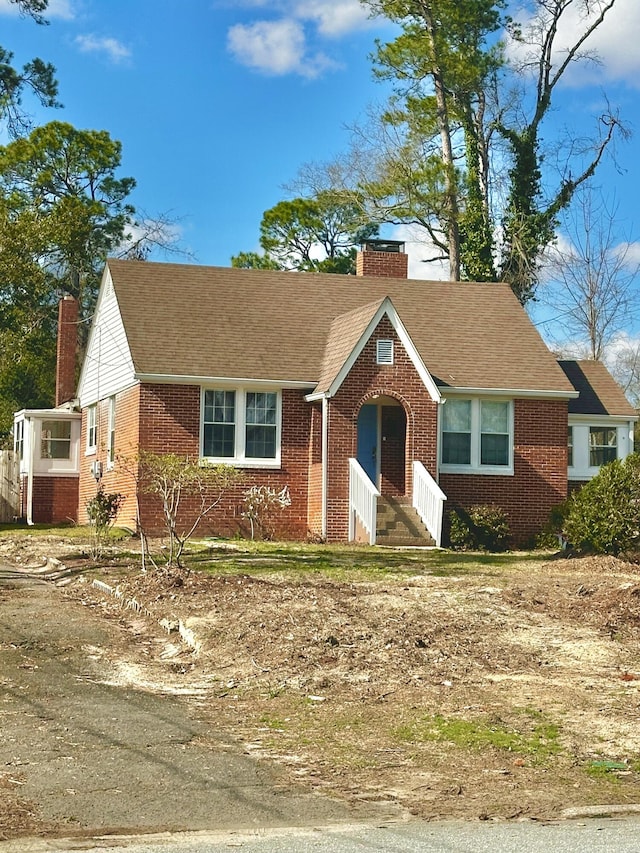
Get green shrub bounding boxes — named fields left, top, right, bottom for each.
left=563, top=453, right=640, bottom=555
left=86, top=487, right=124, bottom=558
left=535, top=499, right=572, bottom=550
left=448, top=504, right=510, bottom=551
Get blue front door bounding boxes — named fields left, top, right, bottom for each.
left=357, top=404, right=378, bottom=485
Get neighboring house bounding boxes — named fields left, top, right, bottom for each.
left=14, top=241, right=638, bottom=545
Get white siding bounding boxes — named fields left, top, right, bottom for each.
left=78, top=267, right=136, bottom=406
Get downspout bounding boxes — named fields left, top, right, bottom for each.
left=321, top=395, right=329, bottom=540
left=26, top=417, right=35, bottom=526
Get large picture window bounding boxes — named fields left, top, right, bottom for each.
left=441, top=398, right=512, bottom=472
left=202, top=388, right=280, bottom=465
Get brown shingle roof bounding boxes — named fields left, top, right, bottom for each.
left=558, top=360, right=637, bottom=417
left=107, top=259, right=575, bottom=395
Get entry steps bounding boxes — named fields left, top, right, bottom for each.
left=376, top=496, right=435, bottom=547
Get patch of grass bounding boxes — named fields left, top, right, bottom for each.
left=259, top=715, right=287, bottom=730
left=585, top=760, right=628, bottom=780
left=184, top=540, right=548, bottom=582
left=0, top=523, right=131, bottom=542
left=394, top=711, right=562, bottom=763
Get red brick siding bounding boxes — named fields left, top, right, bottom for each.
left=356, top=250, right=408, bottom=279
left=78, top=385, right=141, bottom=530
left=326, top=315, right=438, bottom=542
left=440, top=399, right=568, bottom=545
left=29, top=476, right=79, bottom=523
left=110, top=383, right=314, bottom=539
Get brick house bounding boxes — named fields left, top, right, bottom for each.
left=13, top=241, right=637, bottom=545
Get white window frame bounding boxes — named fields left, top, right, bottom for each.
left=200, top=386, right=282, bottom=468
left=86, top=404, right=97, bottom=454
left=106, top=396, right=116, bottom=470
left=568, top=417, right=634, bottom=480
left=440, top=398, right=514, bottom=475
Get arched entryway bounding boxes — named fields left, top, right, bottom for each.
left=356, top=396, right=407, bottom=497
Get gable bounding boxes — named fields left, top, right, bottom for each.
left=314, top=297, right=440, bottom=401
left=105, top=259, right=576, bottom=395
left=77, top=267, right=136, bottom=406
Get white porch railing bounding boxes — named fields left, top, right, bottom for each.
left=349, top=458, right=380, bottom=545
left=412, top=460, right=447, bottom=548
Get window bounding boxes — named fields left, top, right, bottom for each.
left=87, top=404, right=97, bottom=452
left=442, top=400, right=471, bottom=465
left=41, top=420, right=71, bottom=460
left=107, top=396, right=116, bottom=469
left=568, top=426, right=573, bottom=468
left=376, top=339, right=394, bottom=365
left=589, top=427, right=617, bottom=467
left=245, top=392, right=277, bottom=459
left=441, top=399, right=512, bottom=472
left=203, top=390, right=236, bottom=457
left=480, top=401, right=510, bottom=466
left=202, top=389, right=280, bottom=464
left=14, top=419, right=24, bottom=460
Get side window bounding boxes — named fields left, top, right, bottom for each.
left=107, top=396, right=116, bottom=469
left=245, top=392, right=277, bottom=459
left=87, top=404, right=97, bottom=453
left=568, top=426, right=573, bottom=468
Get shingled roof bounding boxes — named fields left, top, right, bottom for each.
left=558, top=360, right=637, bottom=417
left=106, top=259, right=575, bottom=396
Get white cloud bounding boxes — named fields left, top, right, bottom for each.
left=506, top=0, right=640, bottom=87
left=227, top=0, right=384, bottom=77
left=75, top=34, right=131, bottom=64
left=0, top=0, right=75, bottom=17
left=292, top=0, right=374, bottom=38
left=390, top=224, right=450, bottom=281
left=227, top=19, right=336, bottom=78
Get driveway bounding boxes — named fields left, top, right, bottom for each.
left=0, top=570, right=396, bottom=839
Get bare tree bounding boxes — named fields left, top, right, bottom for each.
left=540, top=188, right=639, bottom=360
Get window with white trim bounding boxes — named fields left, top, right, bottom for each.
left=107, top=396, right=116, bottom=469
left=202, top=389, right=280, bottom=465
left=14, top=418, right=24, bottom=460
left=589, top=426, right=617, bottom=467
left=441, top=399, right=512, bottom=472
left=86, top=404, right=97, bottom=453
left=41, top=420, right=71, bottom=460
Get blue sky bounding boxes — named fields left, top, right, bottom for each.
left=3, top=0, right=640, bottom=300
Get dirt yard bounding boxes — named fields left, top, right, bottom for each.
left=2, top=532, right=640, bottom=835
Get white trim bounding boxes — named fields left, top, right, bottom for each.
left=327, top=298, right=441, bottom=403
left=321, top=395, right=328, bottom=540
left=137, top=373, right=315, bottom=390
left=200, top=386, right=282, bottom=468
left=568, top=413, right=638, bottom=424
left=440, top=398, right=515, bottom=476
left=106, top=396, right=116, bottom=471
left=442, top=386, right=579, bottom=400
left=86, top=404, right=97, bottom=455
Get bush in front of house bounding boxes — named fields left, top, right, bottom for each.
left=563, top=453, right=640, bottom=556
left=448, top=504, right=510, bottom=552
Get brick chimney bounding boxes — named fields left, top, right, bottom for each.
left=55, top=295, right=78, bottom=406
left=356, top=239, right=408, bottom=278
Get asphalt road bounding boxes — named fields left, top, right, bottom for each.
left=4, top=818, right=640, bottom=853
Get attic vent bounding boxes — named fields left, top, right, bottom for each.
left=377, top=339, right=394, bottom=365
